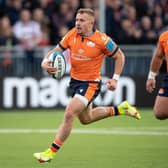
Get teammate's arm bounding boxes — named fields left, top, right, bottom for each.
left=149, top=44, right=164, bottom=74
left=146, top=43, right=164, bottom=93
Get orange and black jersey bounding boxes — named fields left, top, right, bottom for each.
left=159, top=31, right=168, bottom=72
left=59, top=27, right=119, bottom=81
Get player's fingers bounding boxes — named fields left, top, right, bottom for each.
left=47, top=67, right=57, bottom=74
left=107, top=84, right=116, bottom=91
left=147, top=83, right=154, bottom=93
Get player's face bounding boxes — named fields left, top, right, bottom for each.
left=75, top=13, right=94, bottom=36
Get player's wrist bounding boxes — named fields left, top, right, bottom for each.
left=112, top=74, right=120, bottom=81
left=148, top=70, right=157, bottom=79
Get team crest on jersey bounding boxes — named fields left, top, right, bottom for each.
left=78, top=49, right=84, bottom=54
left=87, top=41, right=95, bottom=47
left=101, top=35, right=107, bottom=41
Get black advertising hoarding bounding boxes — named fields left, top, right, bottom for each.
left=0, top=75, right=162, bottom=109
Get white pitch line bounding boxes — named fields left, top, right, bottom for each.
left=0, top=128, right=168, bottom=136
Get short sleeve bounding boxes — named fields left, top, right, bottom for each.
left=102, top=36, right=119, bottom=57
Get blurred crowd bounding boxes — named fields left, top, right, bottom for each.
left=0, top=0, right=168, bottom=48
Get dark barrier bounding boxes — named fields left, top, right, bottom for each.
left=0, top=75, right=162, bottom=109
left=0, top=45, right=164, bottom=109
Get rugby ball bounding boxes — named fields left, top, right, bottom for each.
left=49, top=51, right=66, bottom=79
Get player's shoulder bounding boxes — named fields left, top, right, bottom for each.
left=63, top=27, right=77, bottom=39
left=94, top=30, right=111, bottom=45
left=159, top=30, right=168, bottom=42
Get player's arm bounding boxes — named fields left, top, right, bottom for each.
left=112, top=48, right=125, bottom=78
left=41, top=28, right=71, bottom=75
left=106, top=48, right=125, bottom=90
left=146, top=43, right=164, bottom=93
left=41, top=44, right=64, bottom=75
left=149, top=44, right=164, bottom=75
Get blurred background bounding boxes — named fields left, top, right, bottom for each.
left=0, top=0, right=168, bottom=109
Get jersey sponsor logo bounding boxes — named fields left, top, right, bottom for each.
left=72, top=53, right=91, bottom=60
left=101, top=35, right=107, bottom=41
left=87, top=41, right=95, bottom=47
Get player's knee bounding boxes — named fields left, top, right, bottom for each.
left=154, top=113, right=166, bottom=120
left=78, top=116, right=91, bottom=125
left=79, top=118, right=89, bottom=125
left=153, top=107, right=167, bottom=120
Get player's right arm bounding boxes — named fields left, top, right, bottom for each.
left=41, top=45, right=64, bottom=75
left=41, top=28, right=73, bottom=75
left=146, top=42, right=164, bottom=93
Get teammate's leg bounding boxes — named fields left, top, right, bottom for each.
left=154, top=96, right=168, bottom=119
left=153, top=75, right=168, bottom=120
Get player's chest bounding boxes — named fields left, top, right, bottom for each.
left=69, top=37, right=102, bottom=57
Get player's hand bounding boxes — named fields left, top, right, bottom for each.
left=41, top=59, right=57, bottom=75
left=146, top=78, right=156, bottom=93
left=106, top=78, right=118, bottom=91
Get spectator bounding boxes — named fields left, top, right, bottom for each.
left=0, top=16, right=17, bottom=74
left=39, top=0, right=54, bottom=18
left=54, top=25, right=69, bottom=44
left=0, top=0, right=167, bottom=45
left=6, top=0, right=22, bottom=25
left=13, top=9, right=42, bottom=76
left=66, top=0, right=80, bottom=11
left=50, top=1, right=74, bottom=44
left=134, top=0, right=149, bottom=19
left=81, top=0, right=94, bottom=8
left=153, top=16, right=164, bottom=36
left=33, top=8, right=50, bottom=46
left=22, top=0, right=40, bottom=11
left=106, top=0, right=122, bottom=41
left=0, top=16, right=18, bottom=46
left=132, top=27, right=144, bottom=44
left=117, top=18, right=134, bottom=44
left=140, top=16, right=157, bottom=44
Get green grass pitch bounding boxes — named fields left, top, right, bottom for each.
left=0, top=109, right=168, bottom=168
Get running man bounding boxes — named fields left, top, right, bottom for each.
left=146, top=30, right=168, bottom=120
left=34, top=8, right=141, bottom=163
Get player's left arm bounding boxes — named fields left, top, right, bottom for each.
left=103, top=37, right=125, bottom=90
left=106, top=48, right=125, bottom=90
left=112, top=48, right=125, bottom=78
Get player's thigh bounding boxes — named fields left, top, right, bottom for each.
left=78, top=103, right=93, bottom=120
left=65, top=97, right=86, bottom=116
left=154, top=96, right=168, bottom=115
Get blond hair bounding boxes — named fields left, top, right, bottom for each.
left=77, top=8, right=95, bottom=18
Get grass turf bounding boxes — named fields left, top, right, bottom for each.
left=0, top=109, right=168, bottom=168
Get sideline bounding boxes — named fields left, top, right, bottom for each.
left=0, top=128, right=168, bottom=136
